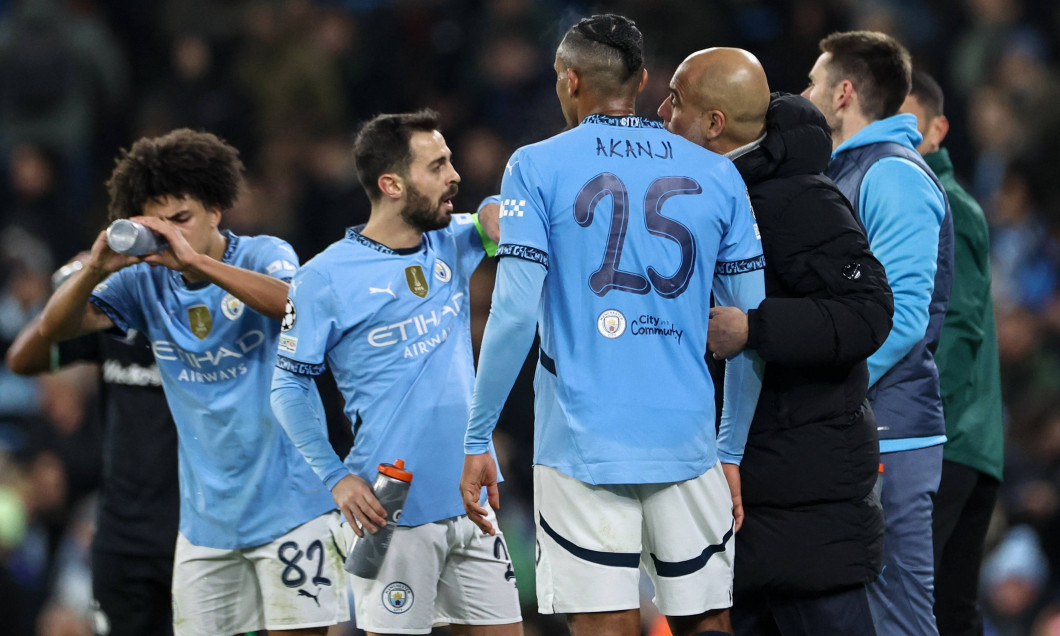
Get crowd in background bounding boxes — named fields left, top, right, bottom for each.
left=0, top=0, right=1059, bottom=634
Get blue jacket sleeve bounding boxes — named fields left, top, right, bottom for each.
left=270, top=367, right=349, bottom=490
left=859, top=158, right=946, bottom=387
left=464, top=256, right=546, bottom=454
left=713, top=269, right=766, bottom=464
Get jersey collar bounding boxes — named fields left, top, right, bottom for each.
left=581, top=114, right=664, bottom=129
left=346, top=225, right=422, bottom=256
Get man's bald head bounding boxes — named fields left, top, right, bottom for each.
left=659, top=47, right=769, bottom=153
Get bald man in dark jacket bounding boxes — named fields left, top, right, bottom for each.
left=660, top=48, right=893, bottom=635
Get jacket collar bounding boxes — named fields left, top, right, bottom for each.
left=924, top=147, right=953, bottom=179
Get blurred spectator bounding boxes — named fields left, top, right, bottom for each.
left=0, top=0, right=129, bottom=227
left=982, top=525, right=1050, bottom=635
left=988, top=160, right=1060, bottom=313
left=0, top=144, right=79, bottom=261
left=234, top=1, right=348, bottom=142
left=288, top=131, right=370, bottom=261
left=0, top=228, right=52, bottom=420
left=136, top=33, right=253, bottom=156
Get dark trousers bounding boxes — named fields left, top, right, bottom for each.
left=92, top=547, right=174, bottom=636
left=732, top=585, right=877, bottom=636
left=933, top=460, right=999, bottom=636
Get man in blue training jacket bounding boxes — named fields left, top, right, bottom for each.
left=802, top=31, right=954, bottom=636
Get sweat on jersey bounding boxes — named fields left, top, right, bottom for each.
left=90, top=231, right=335, bottom=550
left=271, top=217, right=499, bottom=527
left=466, top=114, right=765, bottom=485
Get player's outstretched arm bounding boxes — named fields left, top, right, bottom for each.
left=134, top=215, right=290, bottom=320
left=38, top=230, right=130, bottom=341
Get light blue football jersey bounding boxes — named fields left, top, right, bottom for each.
left=276, top=217, right=497, bottom=526
left=498, top=114, right=764, bottom=485
left=90, top=231, right=335, bottom=549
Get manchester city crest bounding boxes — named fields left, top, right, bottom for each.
left=597, top=309, right=626, bottom=339
left=433, top=259, right=452, bottom=283
left=187, top=305, right=212, bottom=339
left=221, top=293, right=245, bottom=321
left=382, top=581, right=413, bottom=614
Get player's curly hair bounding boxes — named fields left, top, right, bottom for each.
left=819, top=31, right=911, bottom=122
left=106, top=128, right=245, bottom=221
left=558, top=14, right=644, bottom=89
left=352, top=109, right=440, bottom=201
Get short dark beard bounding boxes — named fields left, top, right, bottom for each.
left=401, top=182, right=457, bottom=233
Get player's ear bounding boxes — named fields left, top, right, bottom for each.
left=637, top=68, right=648, bottom=95
left=567, top=68, right=580, bottom=97
left=378, top=173, right=403, bottom=200
left=207, top=206, right=222, bottom=229
left=930, top=114, right=950, bottom=146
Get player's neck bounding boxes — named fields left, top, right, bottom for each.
left=183, top=231, right=227, bottom=284
left=578, top=94, right=637, bottom=122
left=361, top=211, right=422, bottom=251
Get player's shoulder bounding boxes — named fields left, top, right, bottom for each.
left=229, top=232, right=300, bottom=274
left=510, top=126, right=586, bottom=164
left=299, top=236, right=360, bottom=280
left=232, top=232, right=295, bottom=254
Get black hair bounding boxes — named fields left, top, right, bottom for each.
left=819, top=31, right=912, bottom=121
left=106, top=128, right=244, bottom=221
left=352, top=109, right=440, bottom=201
left=909, top=69, right=945, bottom=119
left=557, top=14, right=644, bottom=88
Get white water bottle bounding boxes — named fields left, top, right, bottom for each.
left=106, top=219, right=166, bottom=256
left=346, top=459, right=413, bottom=579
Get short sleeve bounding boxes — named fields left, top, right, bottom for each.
left=716, top=166, right=765, bottom=275
left=448, top=213, right=487, bottom=276
left=89, top=266, right=147, bottom=334
left=275, top=266, right=339, bottom=376
left=496, top=149, right=550, bottom=269
left=253, top=237, right=301, bottom=282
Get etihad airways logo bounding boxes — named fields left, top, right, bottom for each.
left=367, top=293, right=464, bottom=350
left=151, top=330, right=267, bottom=369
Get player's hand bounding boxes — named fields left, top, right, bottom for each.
left=460, top=452, right=500, bottom=535
left=85, top=229, right=140, bottom=278
left=132, top=215, right=201, bottom=274
left=708, top=306, right=749, bottom=360
left=721, top=462, right=744, bottom=533
left=331, top=474, right=387, bottom=538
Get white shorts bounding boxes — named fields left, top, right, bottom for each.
left=534, top=462, right=735, bottom=616
left=344, top=507, right=521, bottom=635
left=172, top=511, right=350, bottom=635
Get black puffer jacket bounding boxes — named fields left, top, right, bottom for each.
left=731, top=93, right=892, bottom=597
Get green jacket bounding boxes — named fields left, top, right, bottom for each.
left=929, top=148, right=1004, bottom=481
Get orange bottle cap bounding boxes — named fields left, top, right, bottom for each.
left=379, top=459, right=413, bottom=482
left=879, top=463, right=885, bottom=473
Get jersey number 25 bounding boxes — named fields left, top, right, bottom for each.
left=575, top=173, right=701, bottom=299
